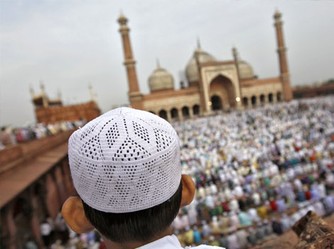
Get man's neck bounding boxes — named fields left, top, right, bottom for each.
left=103, top=227, right=173, bottom=249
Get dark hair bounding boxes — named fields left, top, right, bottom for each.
left=82, top=181, right=182, bottom=243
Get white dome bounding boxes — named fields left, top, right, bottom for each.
left=148, top=63, right=174, bottom=92
left=185, top=47, right=216, bottom=85
left=238, top=61, right=255, bottom=79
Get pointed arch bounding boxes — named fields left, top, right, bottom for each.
left=171, top=108, right=179, bottom=119
left=181, top=106, right=190, bottom=118
left=211, top=95, right=222, bottom=111
left=277, top=92, right=282, bottom=102
left=251, top=96, right=257, bottom=106
left=242, top=97, right=249, bottom=107
left=193, top=104, right=200, bottom=115
left=209, top=74, right=236, bottom=109
left=159, top=109, right=167, bottom=120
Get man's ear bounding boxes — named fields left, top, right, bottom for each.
left=61, top=196, right=94, bottom=234
left=180, top=174, right=196, bottom=207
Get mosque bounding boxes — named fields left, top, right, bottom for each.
left=117, top=10, right=293, bottom=121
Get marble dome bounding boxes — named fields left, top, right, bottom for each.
left=148, top=62, right=174, bottom=92
left=238, top=61, right=255, bottom=79
left=185, top=47, right=216, bottom=85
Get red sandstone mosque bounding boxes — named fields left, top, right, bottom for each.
left=118, top=10, right=293, bottom=120
left=29, top=83, right=101, bottom=124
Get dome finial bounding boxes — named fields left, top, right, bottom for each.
left=232, top=46, right=239, bottom=60
left=40, top=80, right=45, bottom=93
left=274, top=8, right=282, bottom=20
left=88, top=82, right=96, bottom=101
left=118, top=10, right=128, bottom=24
left=156, top=58, right=161, bottom=69
left=197, top=37, right=201, bottom=49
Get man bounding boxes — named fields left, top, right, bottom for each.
left=62, top=107, right=224, bottom=249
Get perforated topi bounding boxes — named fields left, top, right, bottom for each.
left=68, top=107, right=181, bottom=213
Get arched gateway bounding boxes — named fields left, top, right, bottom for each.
left=209, top=75, right=236, bottom=111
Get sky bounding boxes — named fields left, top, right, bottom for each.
left=1, top=0, right=334, bottom=127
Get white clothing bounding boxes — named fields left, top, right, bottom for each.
left=40, top=223, right=52, bottom=236
left=281, top=215, right=291, bottom=231
left=252, top=192, right=261, bottom=206
left=181, top=215, right=190, bottom=229
left=205, top=185, right=212, bottom=195
left=326, top=173, right=334, bottom=185
left=224, top=188, right=232, bottom=200
left=210, top=184, right=218, bottom=195
left=248, top=208, right=260, bottom=223
left=202, top=224, right=211, bottom=238
left=233, top=185, right=244, bottom=198
left=138, top=235, right=224, bottom=249
left=318, top=183, right=327, bottom=199
left=205, top=195, right=215, bottom=209
left=236, top=229, right=249, bottom=249
left=229, top=213, right=240, bottom=228
left=229, top=199, right=239, bottom=212
left=227, top=233, right=240, bottom=249
left=313, top=201, right=326, bottom=217
left=173, top=216, right=183, bottom=230
left=188, top=208, right=198, bottom=226
left=198, top=187, right=206, bottom=199
left=294, top=178, right=303, bottom=191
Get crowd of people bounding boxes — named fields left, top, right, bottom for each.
left=0, top=120, right=86, bottom=149
left=171, top=96, right=334, bottom=248
left=25, top=96, right=334, bottom=249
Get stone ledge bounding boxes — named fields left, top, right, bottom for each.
left=0, top=131, right=72, bottom=174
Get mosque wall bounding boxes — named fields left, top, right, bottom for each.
left=143, top=93, right=200, bottom=113
left=241, top=81, right=283, bottom=105
left=35, top=101, right=100, bottom=124
left=242, top=82, right=282, bottom=98
left=293, top=84, right=334, bottom=99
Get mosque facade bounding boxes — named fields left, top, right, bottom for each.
left=30, top=83, right=100, bottom=124
left=117, top=11, right=293, bottom=120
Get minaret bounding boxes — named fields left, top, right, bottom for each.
left=274, top=10, right=293, bottom=101
left=117, top=13, right=143, bottom=109
left=194, top=39, right=208, bottom=114
left=232, top=47, right=242, bottom=107
left=40, top=81, right=49, bottom=107
left=232, top=47, right=241, bottom=85
left=88, top=83, right=96, bottom=102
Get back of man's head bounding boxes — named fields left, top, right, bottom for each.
left=63, top=107, right=186, bottom=242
